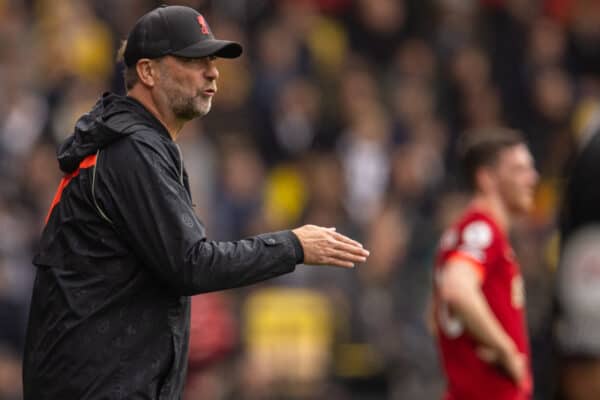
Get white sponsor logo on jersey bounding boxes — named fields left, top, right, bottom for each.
left=462, top=221, right=493, bottom=249
left=459, top=221, right=493, bottom=262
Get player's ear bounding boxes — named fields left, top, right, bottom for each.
left=135, top=59, right=158, bottom=87
left=476, top=167, right=495, bottom=193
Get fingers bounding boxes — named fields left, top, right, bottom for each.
left=477, top=346, right=526, bottom=386
left=331, top=240, right=370, bottom=258
left=309, top=249, right=366, bottom=268
left=506, top=354, right=526, bottom=385
left=323, top=230, right=369, bottom=263
left=327, top=247, right=368, bottom=263
left=308, top=245, right=366, bottom=268
left=321, top=256, right=355, bottom=269
left=514, top=355, right=527, bottom=385
left=326, top=229, right=369, bottom=258
left=330, top=230, right=364, bottom=249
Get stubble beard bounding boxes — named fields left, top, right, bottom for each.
left=162, top=77, right=212, bottom=120
left=170, top=92, right=212, bottom=120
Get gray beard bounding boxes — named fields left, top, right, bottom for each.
left=171, top=96, right=210, bottom=120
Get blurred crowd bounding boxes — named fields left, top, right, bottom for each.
left=3, top=0, right=600, bottom=398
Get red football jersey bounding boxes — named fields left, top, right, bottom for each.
left=433, top=208, right=532, bottom=400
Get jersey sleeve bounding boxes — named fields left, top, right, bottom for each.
left=439, top=218, right=497, bottom=281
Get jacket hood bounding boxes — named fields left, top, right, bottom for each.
left=57, top=92, right=169, bottom=173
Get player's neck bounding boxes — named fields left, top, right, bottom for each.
left=128, top=88, right=184, bottom=140
left=469, top=194, right=511, bottom=233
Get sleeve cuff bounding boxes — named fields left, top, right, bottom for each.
left=285, top=230, right=304, bottom=264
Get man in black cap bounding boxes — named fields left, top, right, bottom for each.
left=22, top=6, right=369, bottom=399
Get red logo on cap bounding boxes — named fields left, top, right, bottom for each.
left=197, top=15, right=209, bottom=35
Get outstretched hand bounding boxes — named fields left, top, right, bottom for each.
left=292, top=224, right=369, bottom=268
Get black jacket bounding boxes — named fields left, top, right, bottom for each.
left=23, top=93, right=302, bottom=399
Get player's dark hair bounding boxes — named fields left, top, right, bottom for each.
left=459, top=128, right=525, bottom=192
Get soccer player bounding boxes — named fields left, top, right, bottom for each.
left=432, top=129, right=538, bottom=399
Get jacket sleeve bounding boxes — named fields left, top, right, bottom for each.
left=97, top=135, right=301, bottom=295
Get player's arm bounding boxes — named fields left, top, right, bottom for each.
left=438, top=257, right=526, bottom=385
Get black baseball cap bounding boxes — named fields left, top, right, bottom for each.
left=123, top=5, right=243, bottom=67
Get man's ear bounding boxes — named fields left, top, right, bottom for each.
left=476, top=166, right=495, bottom=193
left=135, top=59, right=158, bottom=87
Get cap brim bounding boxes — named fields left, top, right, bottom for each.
left=171, top=39, right=243, bottom=59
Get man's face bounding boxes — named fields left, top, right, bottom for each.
left=155, top=55, right=219, bottom=120
left=492, top=144, right=539, bottom=214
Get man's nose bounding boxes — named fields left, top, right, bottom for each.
left=204, top=61, right=219, bottom=81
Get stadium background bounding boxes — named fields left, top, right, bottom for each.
left=0, top=0, right=597, bottom=398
